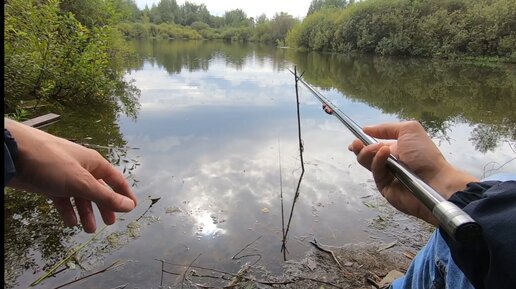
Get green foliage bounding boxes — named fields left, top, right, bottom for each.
left=5, top=108, right=30, bottom=121
left=117, top=22, right=203, bottom=40
left=307, top=0, right=348, bottom=15
left=289, top=0, right=516, bottom=61
left=4, top=0, right=140, bottom=116
left=59, top=0, right=140, bottom=27
left=222, top=27, right=253, bottom=42
left=292, top=9, right=341, bottom=51
left=224, top=9, right=252, bottom=27
left=114, top=1, right=298, bottom=44
left=269, top=13, right=300, bottom=44
left=252, top=13, right=299, bottom=44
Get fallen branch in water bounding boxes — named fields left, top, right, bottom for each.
left=172, top=253, right=202, bottom=289
left=53, top=260, right=124, bottom=289
left=29, top=225, right=109, bottom=288
left=157, top=258, right=348, bottom=288
left=159, top=259, right=293, bottom=286
left=231, top=235, right=262, bottom=266
left=310, top=239, right=343, bottom=270
left=136, top=197, right=161, bottom=222
left=282, top=66, right=306, bottom=260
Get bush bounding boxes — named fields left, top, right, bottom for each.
left=4, top=0, right=139, bottom=115
left=289, top=0, right=516, bottom=61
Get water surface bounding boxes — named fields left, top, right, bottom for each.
left=5, top=40, right=515, bottom=289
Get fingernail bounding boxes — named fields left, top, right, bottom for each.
left=122, top=197, right=136, bottom=211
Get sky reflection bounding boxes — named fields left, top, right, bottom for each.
left=116, top=49, right=515, bottom=286
left=115, top=55, right=387, bottom=284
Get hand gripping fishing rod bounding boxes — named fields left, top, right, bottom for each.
left=289, top=68, right=482, bottom=243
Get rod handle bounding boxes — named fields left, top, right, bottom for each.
left=433, top=201, right=483, bottom=243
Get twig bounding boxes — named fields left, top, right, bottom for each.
left=232, top=236, right=262, bottom=266
left=482, top=157, right=516, bottom=178
left=136, top=197, right=161, bottom=222
left=278, top=138, right=287, bottom=260
left=282, top=66, right=306, bottom=260
left=53, top=260, right=124, bottom=289
left=159, top=259, right=164, bottom=287
left=29, top=225, right=109, bottom=287
left=162, top=260, right=345, bottom=288
left=159, top=260, right=294, bottom=286
left=232, top=236, right=262, bottom=259
left=179, top=253, right=202, bottom=289
left=108, top=284, right=129, bottom=289
left=309, top=239, right=343, bottom=270
left=191, top=271, right=232, bottom=281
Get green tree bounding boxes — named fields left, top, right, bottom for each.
left=4, top=0, right=140, bottom=116
left=224, top=9, right=252, bottom=27
left=59, top=0, right=111, bottom=27
left=269, top=12, right=299, bottom=44
left=307, top=0, right=348, bottom=15
left=157, top=0, right=180, bottom=23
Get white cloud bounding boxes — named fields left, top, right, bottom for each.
left=135, top=0, right=312, bottom=19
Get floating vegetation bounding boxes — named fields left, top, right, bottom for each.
left=127, top=221, right=141, bottom=238
left=165, top=206, right=183, bottom=214
left=28, top=197, right=161, bottom=287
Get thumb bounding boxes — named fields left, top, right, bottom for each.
left=363, top=122, right=403, bottom=140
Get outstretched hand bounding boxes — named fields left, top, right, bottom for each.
left=5, top=119, right=138, bottom=233
left=348, top=121, right=478, bottom=225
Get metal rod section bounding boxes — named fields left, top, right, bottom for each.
left=288, top=69, right=481, bottom=243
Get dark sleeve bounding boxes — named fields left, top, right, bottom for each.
left=4, top=128, right=18, bottom=186
left=440, top=181, right=516, bottom=289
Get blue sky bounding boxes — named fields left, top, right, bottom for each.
left=134, top=0, right=312, bottom=19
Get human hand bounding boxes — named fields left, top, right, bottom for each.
left=348, top=121, right=478, bottom=225
left=322, top=104, right=333, bottom=115
left=5, top=119, right=138, bottom=233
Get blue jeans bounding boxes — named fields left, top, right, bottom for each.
left=391, top=230, right=474, bottom=289
left=392, top=173, right=516, bottom=289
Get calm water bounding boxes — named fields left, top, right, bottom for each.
left=5, top=40, right=516, bottom=289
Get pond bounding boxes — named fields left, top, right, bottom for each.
left=5, top=40, right=516, bottom=289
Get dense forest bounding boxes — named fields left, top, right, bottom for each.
left=116, top=1, right=299, bottom=44
left=4, top=0, right=515, bottom=117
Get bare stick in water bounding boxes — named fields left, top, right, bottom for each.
left=281, top=66, right=306, bottom=259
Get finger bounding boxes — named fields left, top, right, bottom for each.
left=74, top=198, right=97, bottom=233
left=69, top=167, right=136, bottom=212
left=349, top=139, right=365, bottom=154
left=88, top=155, right=138, bottom=206
left=371, top=146, right=394, bottom=193
left=356, top=143, right=383, bottom=171
left=51, top=197, right=78, bottom=227
left=94, top=180, right=117, bottom=225
left=98, top=206, right=116, bottom=225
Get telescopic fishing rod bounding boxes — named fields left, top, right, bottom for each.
left=289, top=68, right=482, bottom=243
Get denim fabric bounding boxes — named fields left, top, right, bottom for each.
left=391, top=230, right=475, bottom=289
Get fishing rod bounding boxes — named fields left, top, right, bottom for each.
left=289, top=68, right=482, bottom=243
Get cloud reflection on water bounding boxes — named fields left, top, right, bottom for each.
left=112, top=45, right=516, bottom=287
